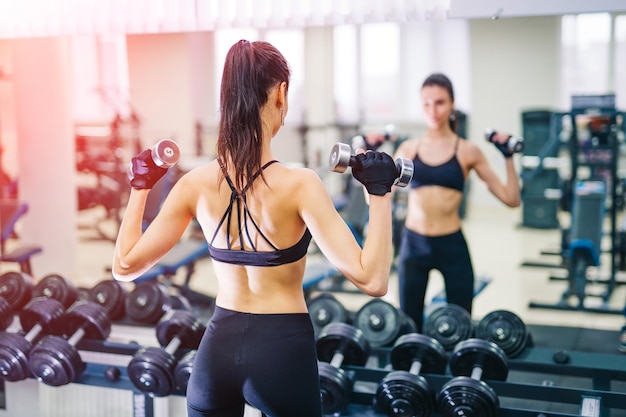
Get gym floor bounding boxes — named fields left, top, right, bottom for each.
left=73, top=198, right=626, bottom=344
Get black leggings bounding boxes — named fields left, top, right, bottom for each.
left=396, top=228, right=474, bottom=333
left=186, top=306, right=322, bottom=417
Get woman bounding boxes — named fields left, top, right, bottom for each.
left=393, top=72, right=521, bottom=332
left=112, top=40, right=399, bottom=417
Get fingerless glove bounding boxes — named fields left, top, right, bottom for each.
left=129, top=149, right=169, bottom=190
left=351, top=151, right=398, bottom=196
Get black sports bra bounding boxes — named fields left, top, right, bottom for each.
left=207, top=160, right=312, bottom=267
left=410, top=137, right=465, bottom=192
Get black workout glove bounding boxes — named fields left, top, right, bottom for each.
left=494, top=141, right=514, bottom=159
left=486, top=130, right=514, bottom=159
left=129, top=149, right=168, bottom=190
left=351, top=151, right=398, bottom=196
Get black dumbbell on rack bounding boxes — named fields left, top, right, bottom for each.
left=475, top=309, right=533, bottom=358
left=173, top=349, right=197, bottom=394
left=354, top=298, right=416, bottom=348
left=125, top=280, right=191, bottom=325
left=328, top=142, right=414, bottom=187
left=87, top=279, right=128, bottom=321
left=316, top=322, right=371, bottom=416
left=32, top=273, right=80, bottom=309
left=423, top=303, right=474, bottom=351
left=375, top=333, right=447, bottom=417
left=437, top=338, right=509, bottom=417
left=0, top=297, right=65, bottom=381
left=28, top=300, right=111, bottom=386
left=307, top=292, right=350, bottom=337
left=0, top=271, right=35, bottom=330
left=127, top=309, right=205, bottom=397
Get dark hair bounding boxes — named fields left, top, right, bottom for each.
left=422, top=73, right=457, bottom=132
left=217, top=40, right=290, bottom=191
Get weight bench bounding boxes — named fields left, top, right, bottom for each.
left=1, top=199, right=42, bottom=275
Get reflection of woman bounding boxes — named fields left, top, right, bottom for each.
left=112, top=40, right=400, bottom=416
left=392, top=73, right=521, bottom=332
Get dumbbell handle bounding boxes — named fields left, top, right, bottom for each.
left=165, top=335, right=182, bottom=356
left=471, top=365, right=483, bottom=380
left=409, top=359, right=422, bottom=375
left=67, top=327, right=86, bottom=347
left=330, top=351, right=345, bottom=368
left=24, top=323, right=43, bottom=343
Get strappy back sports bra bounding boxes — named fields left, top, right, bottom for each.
left=410, top=137, right=465, bottom=192
left=207, top=160, right=312, bottom=267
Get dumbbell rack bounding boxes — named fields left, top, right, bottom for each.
left=345, top=344, right=626, bottom=417
left=2, top=336, right=624, bottom=417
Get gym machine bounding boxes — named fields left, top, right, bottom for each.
left=528, top=94, right=626, bottom=314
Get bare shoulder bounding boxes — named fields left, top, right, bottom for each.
left=395, top=137, right=421, bottom=159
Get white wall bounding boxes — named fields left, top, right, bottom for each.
left=467, top=16, right=562, bottom=207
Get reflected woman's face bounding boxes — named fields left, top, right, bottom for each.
left=421, top=85, right=454, bottom=130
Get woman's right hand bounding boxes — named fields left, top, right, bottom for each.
left=351, top=151, right=398, bottom=196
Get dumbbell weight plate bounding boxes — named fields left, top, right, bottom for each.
left=0, top=298, right=13, bottom=330
left=152, top=138, right=180, bottom=168
left=318, top=361, right=352, bottom=416
left=169, top=294, right=191, bottom=311
left=438, top=376, right=499, bottom=417
left=449, top=338, right=508, bottom=382
left=33, top=274, right=79, bottom=309
left=316, top=322, right=370, bottom=367
left=88, top=279, right=127, bottom=321
left=57, top=301, right=111, bottom=340
left=174, top=349, right=196, bottom=394
left=355, top=298, right=414, bottom=347
left=423, top=303, right=473, bottom=351
left=375, top=371, right=435, bottom=417
left=126, top=281, right=170, bottom=324
left=475, top=310, right=529, bottom=358
left=155, top=310, right=205, bottom=350
left=127, top=346, right=177, bottom=397
left=329, top=143, right=352, bottom=173
left=0, top=271, right=34, bottom=312
left=29, top=335, right=86, bottom=386
left=0, top=333, right=33, bottom=381
left=390, top=333, right=447, bottom=374
left=307, top=293, right=349, bottom=335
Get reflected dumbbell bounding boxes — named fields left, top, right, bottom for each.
left=127, top=309, right=205, bottom=397
left=355, top=298, right=416, bottom=348
left=88, top=279, right=128, bottom=321
left=0, top=297, right=65, bottom=381
left=316, top=322, right=370, bottom=415
left=328, top=142, right=413, bottom=187
left=375, top=333, right=447, bottom=417
left=475, top=309, right=533, bottom=358
left=423, top=303, right=473, bottom=351
left=33, top=273, right=79, bottom=309
left=485, top=129, right=524, bottom=154
left=437, top=338, right=509, bottom=417
left=307, top=292, right=350, bottom=336
left=0, top=271, right=35, bottom=330
left=28, top=300, right=111, bottom=386
left=126, top=281, right=191, bottom=325
left=127, top=138, right=180, bottom=181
